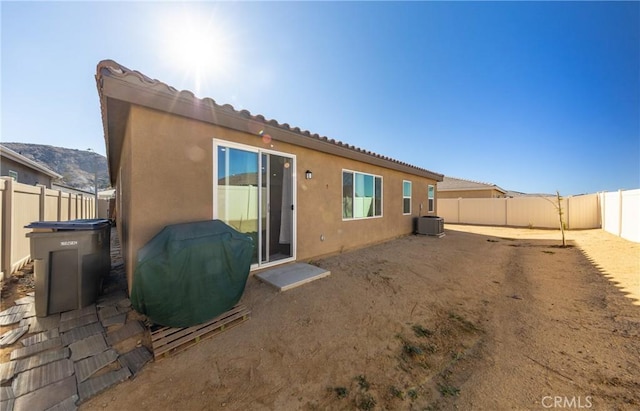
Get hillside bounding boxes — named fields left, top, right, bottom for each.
left=1, top=142, right=109, bottom=191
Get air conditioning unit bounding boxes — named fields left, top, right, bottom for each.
left=416, top=216, right=445, bottom=237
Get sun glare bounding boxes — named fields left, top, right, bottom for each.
left=162, top=9, right=239, bottom=92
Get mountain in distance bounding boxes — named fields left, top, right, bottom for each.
left=2, top=142, right=110, bottom=191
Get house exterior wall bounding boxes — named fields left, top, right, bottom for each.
left=438, top=188, right=502, bottom=199
left=0, top=156, right=55, bottom=188
left=118, top=105, right=439, bottom=290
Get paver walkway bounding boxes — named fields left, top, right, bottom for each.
left=0, top=229, right=152, bottom=411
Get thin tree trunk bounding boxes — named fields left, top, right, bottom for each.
left=556, top=191, right=566, bottom=247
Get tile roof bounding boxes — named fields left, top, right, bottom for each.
left=437, top=176, right=506, bottom=193
left=96, top=60, right=443, bottom=183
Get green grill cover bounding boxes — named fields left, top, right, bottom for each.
left=131, top=220, right=253, bottom=328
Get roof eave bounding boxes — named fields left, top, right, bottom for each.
left=96, top=60, right=443, bottom=182
left=0, top=146, right=63, bottom=179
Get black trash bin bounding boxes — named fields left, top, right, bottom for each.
left=25, top=219, right=111, bottom=317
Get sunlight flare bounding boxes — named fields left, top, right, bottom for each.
left=162, top=9, right=239, bottom=92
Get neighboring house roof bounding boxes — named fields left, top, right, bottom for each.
left=98, top=189, right=116, bottom=199
left=504, top=190, right=556, bottom=198
left=52, top=182, right=95, bottom=196
left=95, top=60, right=444, bottom=186
left=0, top=144, right=63, bottom=179
left=437, top=176, right=507, bottom=194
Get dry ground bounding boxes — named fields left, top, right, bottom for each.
left=5, top=225, right=640, bottom=410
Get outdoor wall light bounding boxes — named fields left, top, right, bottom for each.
left=305, top=170, right=313, bottom=180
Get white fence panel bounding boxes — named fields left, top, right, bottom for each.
left=620, top=189, right=639, bottom=242
left=438, top=198, right=460, bottom=223
left=460, top=198, right=507, bottom=226
left=506, top=196, right=561, bottom=228
left=601, top=191, right=621, bottom=237
left=566, top=194, right=600, bottom=229
left=438, top=189, right=637, bottom=242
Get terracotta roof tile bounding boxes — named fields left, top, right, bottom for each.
left=96, top=59, right=443, bottom=180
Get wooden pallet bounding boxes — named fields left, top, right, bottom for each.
left=150, top=304, right=251, bottom=359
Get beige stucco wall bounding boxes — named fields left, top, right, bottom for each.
left=0, top=157, right=55, bottom=188
left=119, top=105, right=439, bottom=290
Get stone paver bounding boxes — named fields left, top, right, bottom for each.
left=0, top=326, right=29, bottom=347
left=12, top=359, right=74, bottom=397
left=0, top=361, right=17, bottom=383
left=2, top=229, right=157, bottom=410
left=14, top=347, right=70, bottom=373
left=44, top=395, right=78, bottom=411
left=19, top=314, right=60, bottom=333
left=68, top=334, right=108, bottom=362
left=12, top=375, right=77, bottom=411
left=0, top=311, right=26, bottom=326
left=0, top=304, right=31, bottom=317
left=60, top=305, right=96, bottom=323
left=74, top=349, right=119, bottom=383
left=118, top=346, right=153, bottom=377
left=105, top=320, right=144, bottom=346
left=59, top=313, right=98, bottom=333
left=10, top=337, right=62, bottom=361
left=77, top=367, right=131, bottom=404
left=61, top=322, right=104, bottom=346
left=21, top=329, right=60, bottom=347
left=14, top=296, right=35, bottom=306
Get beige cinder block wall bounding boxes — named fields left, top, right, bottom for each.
left=120, top=105, right=438, bottom=291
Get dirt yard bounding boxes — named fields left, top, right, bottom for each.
left=6, top=224, right=640, bottom=410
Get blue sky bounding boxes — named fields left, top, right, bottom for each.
left=2, top=1, right=638, bottom=195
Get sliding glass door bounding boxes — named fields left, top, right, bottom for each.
left=214, top=140, right=295, bottom=268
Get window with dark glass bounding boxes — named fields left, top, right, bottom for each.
left=342, top=170, right=382, bottom=219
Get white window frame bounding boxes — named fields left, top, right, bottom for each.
left=428, top=184, right=435, bottom=213
left=402, top=180, right=412, bottom=215
left=342, top=169, right=383, bottom=220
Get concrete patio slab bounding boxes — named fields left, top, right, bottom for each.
left=256, top=263, right=331, bottom=291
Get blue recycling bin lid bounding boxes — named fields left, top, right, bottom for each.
left=25, top=219, right=111, bottom=231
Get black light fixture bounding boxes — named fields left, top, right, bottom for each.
left=305, top=170, right=313, bottom=180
